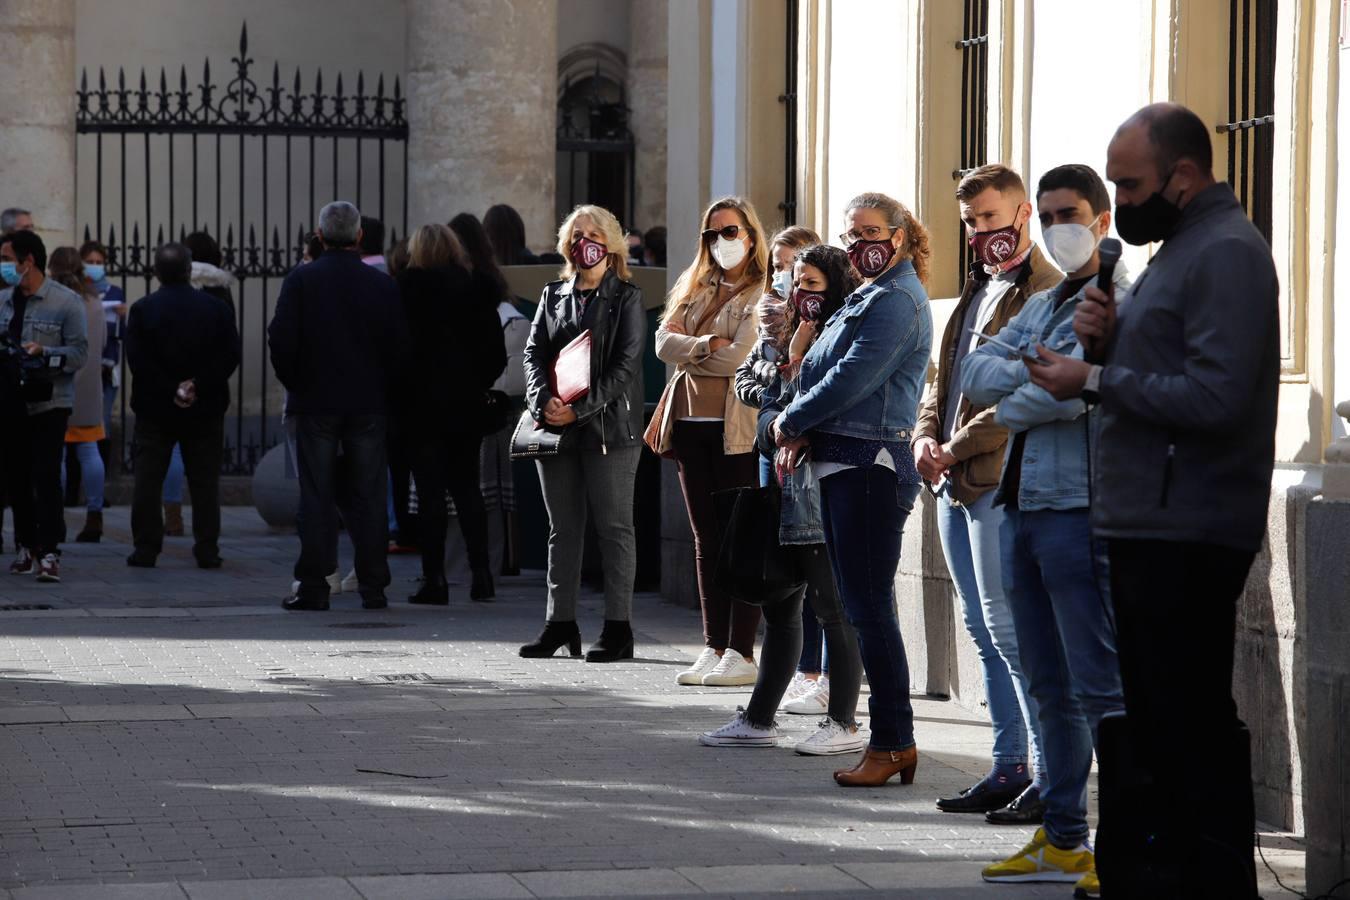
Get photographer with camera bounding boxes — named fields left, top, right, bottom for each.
left=0, top=230, right=89, bottom=583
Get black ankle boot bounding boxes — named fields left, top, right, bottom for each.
left=519, top=621, right=582, bottom=658
left=409, top=576, right=449, bottom=605
left=470, top=567, right=495, bottom=602
left=585, top=620, right=634, bottom=663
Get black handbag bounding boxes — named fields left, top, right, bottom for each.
left=509, top=409, right=571, bottom=460
left=712, top=486, right=806, bottom=607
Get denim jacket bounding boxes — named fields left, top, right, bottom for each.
left=778, top=258, right=931, bottom=444
left=959, top=265, right=1132, bottom=511
left=757, top=373, right=823, bottom=545
left=0, top=277, right=90, bottom=414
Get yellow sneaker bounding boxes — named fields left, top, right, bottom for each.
left=1073, top=866, right=1101, bottom=898
left=981, top=827, right=1095, bottom=883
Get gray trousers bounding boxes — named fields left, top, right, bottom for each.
left=537, top=445, right=640, bottom=622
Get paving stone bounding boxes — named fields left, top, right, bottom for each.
left=512, top=867, right=701, bottom=897
left=11, top=885, right=187, bottom=899
left=181, top=877, right=361, bottom=900
left=348, top=873, right=532, bottom=899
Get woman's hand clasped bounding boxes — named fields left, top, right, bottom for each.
left=544, top=401, right=578, bottom=426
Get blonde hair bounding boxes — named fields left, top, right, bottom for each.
left=843, top=192, right=933, bottom=285
left=555, top=204, right=630, bottom=281
left=665, top=196, right=770, bottom=319
left=407, top=224, right=469, bottom=271
left=766, top=225, right=821, bottom=292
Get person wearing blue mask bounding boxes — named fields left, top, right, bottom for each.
left=79, top=241, right=127, bottom=471
left=0, top=230, right=89, bottom=583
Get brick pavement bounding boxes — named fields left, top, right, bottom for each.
left=0, top=509, right=1305, bottom=898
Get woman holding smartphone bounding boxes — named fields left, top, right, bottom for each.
left=700, top=244, right=866, bottom=756
left=772, top=193, right=934, bottom=787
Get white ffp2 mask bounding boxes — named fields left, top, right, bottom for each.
left=1042, top=219, right=1102, bottom=274
left=712, top=235, right=748, bottom=271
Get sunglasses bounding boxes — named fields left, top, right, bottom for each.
left=701, top=224, right=744, bottom=243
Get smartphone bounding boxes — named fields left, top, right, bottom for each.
left=967, top=328, right=1048, bottom=366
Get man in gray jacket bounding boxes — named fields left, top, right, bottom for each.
left=1029, top=103, right=1278, bottom=898
left=0, top=230, right=89, bottom=583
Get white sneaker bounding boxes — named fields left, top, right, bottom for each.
left=782, top=675, right=830, bottom=714
left=780, top=672, right=816, bottom=705
left=698, top=708, right=781, bottom=747
left=290, top=570, right=342, bottom=595
left=677, top=647, right=721, bottom=686
left=701, top=649, right=758, bottom=686
left=340, top=569, right=358, bottom=592
left=795, top=717, right=867, bottom=756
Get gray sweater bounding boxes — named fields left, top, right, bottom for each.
left=1092, top=182, right=1279, bottom=553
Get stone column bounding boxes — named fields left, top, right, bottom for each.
left=627, top=0, right=668, bottom=234
left=1306, top=401, right=1350, bottom=894
left=405, top=1, right=557, bottom=253
left=0, top=0, right=76, bottom=247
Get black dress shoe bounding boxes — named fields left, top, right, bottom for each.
left=409, top=579, right=449, bottom=605
left=585, top=620, right=634, bottom=663
left=469, top=567, right=495, bottom=602
left=361, top=591, right=388, bottom=610
left=282, top=593, right=329, bottom=611
left=519, top=621, right=582, bottom=658
left=196, top=555, right=223, bottom=569
left=936, top=777, right=1030, bottom=813
left=985, top=784, right=1045, bottom=825
left=126, top=551, right=157, bottom=568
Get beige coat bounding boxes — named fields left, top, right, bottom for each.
left=652, top=278, right=760, bottom=455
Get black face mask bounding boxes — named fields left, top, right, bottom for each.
left=1114, top=169, right=1184, bottom=246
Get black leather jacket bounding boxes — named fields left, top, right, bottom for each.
left=523, top=269, right=645, bottom=453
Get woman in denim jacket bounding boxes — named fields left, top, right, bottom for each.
left=700, top=244, right=865, bottom=757
left=772, top=193, right=934, bottom=787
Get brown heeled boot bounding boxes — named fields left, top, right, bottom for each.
left=833, top=746, right=918, bottom=787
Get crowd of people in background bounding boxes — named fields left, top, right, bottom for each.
left=0, top=98, right=1280, bottom=899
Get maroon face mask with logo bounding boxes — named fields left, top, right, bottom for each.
left=969, top=223, right=1021, bottom=268
left=793, top=288, right=841, bottom=323
left=846, top=239, right=896, bottom=278
left=571, top=236, right=608, bottom=270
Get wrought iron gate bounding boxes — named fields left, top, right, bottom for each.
left=75, top=23, right=408, bottom=475
left=954, top=0, right=990, bottom=284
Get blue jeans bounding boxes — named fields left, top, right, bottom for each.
left=819, top=466, right=921, bottom=751
left=936, top=489, right=1042, bottom=774
left=61, top=441, right=105, bottom=512
left=1003, top=507, right=1124, bottom=848
left=162, top=444, right=185, bottom=504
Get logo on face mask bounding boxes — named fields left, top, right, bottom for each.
left=846, top=240, right=895, bottom=278
left=571, top=236, right=608, bottom=270
left=970, top=223, right=1021, bottom=268
left=793, top=288, right=840, bottom=323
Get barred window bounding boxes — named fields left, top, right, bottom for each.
left=1218, top=0, right=1277, bottom=244
left=953, top=0, right=990, bottom=281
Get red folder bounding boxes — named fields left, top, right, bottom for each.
left=551, top=329, right=592, bottom=405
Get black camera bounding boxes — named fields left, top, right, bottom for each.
left=0, top=334, right=64, bottom=402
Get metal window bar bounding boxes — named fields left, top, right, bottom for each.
left=954, top=0, right=990, bottom=284
left=779, top=0, right=800, bottom=224
left=74, top=22, right=408, bottom=476
left=555, top=68, right=636, bottom=231
left=1217, top=0, right=1276, bottom=244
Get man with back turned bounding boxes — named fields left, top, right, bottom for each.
left=269, top=201, right=410, bottom=612
left=1028, top=102, right=1279, bottom=899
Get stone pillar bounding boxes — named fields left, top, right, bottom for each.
left=627, top=0, right=668, bottom=234
left=405, top=1, right=557, bottom=252
left=1306, top=402, right=1350, bottom=894
left=0, top=0, right=76, bottom=247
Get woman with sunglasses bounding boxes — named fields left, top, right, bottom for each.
left=701, top=243, right=866, bottom=756
left=652, top=197, right=768, bottom=688
left=518, top=204, right=645, bottom=663
left=772, top=193, right=933, bottom=787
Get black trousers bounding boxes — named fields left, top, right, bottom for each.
left=1, top=407, right=70, bottom=555
left=293, top=413, right=389, bottom=595
left=1097, top=538, right=1258, bottom=898
left=410, top=431, right=489, bottom=581
left=131, top=416, right=224, bottom=560
left=387, top=420, right=419, bottom=546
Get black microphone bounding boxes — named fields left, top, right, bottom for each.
left=1086, top=237, right=1122, bottom=363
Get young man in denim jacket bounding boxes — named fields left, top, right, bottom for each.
left=961, top=164, right=1128, bottom=895
left=0, top=230, right=89, bottom=583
